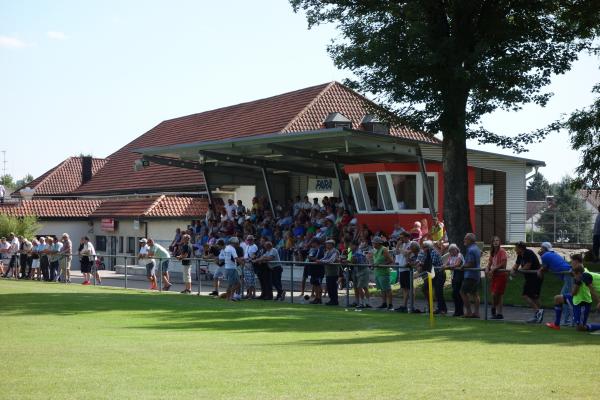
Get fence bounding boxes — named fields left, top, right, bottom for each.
left=509, top=211, right=598, bottom=244
left=2, top=251, right=573, bottom=322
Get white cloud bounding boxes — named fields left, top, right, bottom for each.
left=47, top=31, right=67, bottom=40
left=0, top=35, right=26, bottom=48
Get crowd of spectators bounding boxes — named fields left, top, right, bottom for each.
left=2, top=194, right=600, bottom=334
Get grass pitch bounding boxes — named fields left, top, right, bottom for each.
left=1, top=280, right=598, bottom=400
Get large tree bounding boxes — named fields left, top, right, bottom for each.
left=527, top=172, right=551, bottom=201
left=566, top=83, right=600, bottom=190
left=291, top=0, right=600, bottom=245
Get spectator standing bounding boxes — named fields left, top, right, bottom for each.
left=58, top=233, right=72, bottom=283
left=256, top=241, right=285, bottom=301
left=241, top=235, right=258, bottom=299
left=0, top=237, right=8, bottom=276
left=444, top=244, right=465, bottom=317
left=511, top=242, right=544, bottom=323
left=0, top=183, right=5, bottom=204
left=19, top=237, right=33, bottom=279
left=417, top=241, right=445, bottom=314
left=48, top=237, right=63, bottom=281
left=593, top=206, right=600, bottom=261
left=307, top=238, right=325, bottom=303
left=371, top=236, right=394, bottom=310
left=29, top=239, right=41, bottom=280
left=346, top=240, right=371, bottom=308
left=394, top=232, right=412, bottom=312
left=147, top=239, right=171, bottom=291
left=319, top=239, right=340, bottom=306
left=138, top=238, right=156, bottom=290
left=3, top=233, right=20, bottom=279
left=37, top=237, right=50, bottom=281
left=178, top=234, right=194, bottom=294
left=538, top=242, right=573, bottom=325
left=80, top=236, right=98, bottom=285
left=223, top=237, right=241, bottom=301
left=208, top=239, right=226, bottom=296
left=486, top=236, right=508, bottom=319
left=461, top=233, right=481, bottom=318
left=225, top=199, right=236, bottom=221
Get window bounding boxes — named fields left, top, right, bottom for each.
left=350, top=174, right=367, bottom=211
left=118, top=236, right=124, bottom=254
left=391, top=174, right=417, bottom=210
left=475, top=184, right=494, bottom=205
left=127, top=237, right=136, bottom=255
left=422, top=176, right=436, bottom=210
left=363, top=173, right=384, bottom=211
left=96, top=235, right=107, bottom=252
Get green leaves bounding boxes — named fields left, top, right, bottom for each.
left=0, top=215, right=40, bottom=240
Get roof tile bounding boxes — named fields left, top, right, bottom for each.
left=0, top=199, right=102, bottom=218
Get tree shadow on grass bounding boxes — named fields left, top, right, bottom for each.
left=1, top=288, right=598, bottom=347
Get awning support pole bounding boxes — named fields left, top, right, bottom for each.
left=333, top=162, right=350, bottom=211
left=261, top=167, right=277, bottom=219
left=202, top=172, right=213, bottom=205
left=416, top=147, right=437, bottom=219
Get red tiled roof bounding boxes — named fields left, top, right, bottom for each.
left=90, top=195, right=212, bottom=218
left=74, top=82, right=437, bottom=195
left=0, top=199, right=102, bottom=218
left=15, top=157, right=107, bottom=196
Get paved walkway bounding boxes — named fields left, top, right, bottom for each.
left=13, top=270, right=600, bottom=326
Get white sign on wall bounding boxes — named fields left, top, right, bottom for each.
left=308, top=178, right=339, bottom=194
left=133, top=219, right=140, bottom=231
left=475, top=184, right=494, bottom=206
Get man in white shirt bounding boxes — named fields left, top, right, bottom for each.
left=138, top=238, right=156, bottom=290
left=223, top=237, right=241, bottom=301
left=3, top=233, right=20, bottom=279
left=0, top=237, right=10, bottom=276
left=224, top=199, right=236, bottom=221
left=0, top=184, right=5, bottom=204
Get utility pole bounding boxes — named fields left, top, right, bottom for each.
left=1, top=150, right=6, bottom=180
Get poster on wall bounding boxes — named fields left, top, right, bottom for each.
left=133, top=219, right=140, bottom=231
left=101, top=218, right=116, bottom=232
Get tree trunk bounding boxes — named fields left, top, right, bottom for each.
left=441, top=91, right=473, bottom=250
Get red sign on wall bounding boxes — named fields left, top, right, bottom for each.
left=101, top=218, right=116, bottom=232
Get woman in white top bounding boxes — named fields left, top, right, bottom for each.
left=443, top=244, right=465, bottom=317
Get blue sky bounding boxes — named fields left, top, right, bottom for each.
left=1, top=0, right=598, bottom=184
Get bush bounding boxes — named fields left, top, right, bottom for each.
left=0, top=215, right=40, bottom=239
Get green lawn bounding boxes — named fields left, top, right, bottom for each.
left=1, top=280, right=599, bottom=400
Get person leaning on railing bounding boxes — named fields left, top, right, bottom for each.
left=538, top=242, right=573, bottom=326
left=460, top=233, right=481, bottom=319
left=147, top=239, right=171, bottom=291
left=443, top=244, right=465, bottom=317
left=416, top=240, right=445, bottom=315
left=370, top=236, right=394, bottom=311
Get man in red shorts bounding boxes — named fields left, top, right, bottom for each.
left=486, top=236, right=508, bottom=319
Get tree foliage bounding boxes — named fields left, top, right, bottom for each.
left=527, top=172, right=551, bottom=201
left=537, top=177, right=592, bottom=243
left=291, top=0, right=600, bottom=244
left=0, top=215, right=40, bottom=240
left=566, top=83, right=600, bottom=190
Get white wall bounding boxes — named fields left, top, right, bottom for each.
left=36, top=220, right=93, bottom=269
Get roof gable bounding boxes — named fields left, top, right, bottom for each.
left=75, top=82, right=435, bottom=195
left=15, top=157, right=107, bottom=196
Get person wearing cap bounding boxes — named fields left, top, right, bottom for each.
left=346, top=240, right=371, bottom=308
left=254, top=241, right=286, bottom=301
left=58, top=233, right=72, bottom=283
left=538, top=242, right=573, bottom=325
left=223, top=236, right=242, bottom=301
left=147, top=239, right=171, bottom=291
left=317, top=239, right=340, bottom=306
left=371, top=236, right=394, bottom=310
left=241, top=235, right=258, bottom=299
left=178, top=234, right=194, bottom=294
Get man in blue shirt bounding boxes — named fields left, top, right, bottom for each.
left=461, top=233, right=481, bottom=318
left=538, top=242, right=573, bottom=325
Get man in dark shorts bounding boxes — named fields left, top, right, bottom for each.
left=511, top=242, right=544, bottom=323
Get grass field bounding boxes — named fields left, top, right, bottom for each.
left=1, top=280, right=599, bottom=400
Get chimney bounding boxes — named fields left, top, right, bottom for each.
left=81, top=156, right=93, bottom=185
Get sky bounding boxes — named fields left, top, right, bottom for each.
left=0, top=0, right=598, bottom=184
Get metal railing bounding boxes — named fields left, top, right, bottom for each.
left=2, top=251, right=575, bottom=323
left=509, top=211, right=598, bottom=244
